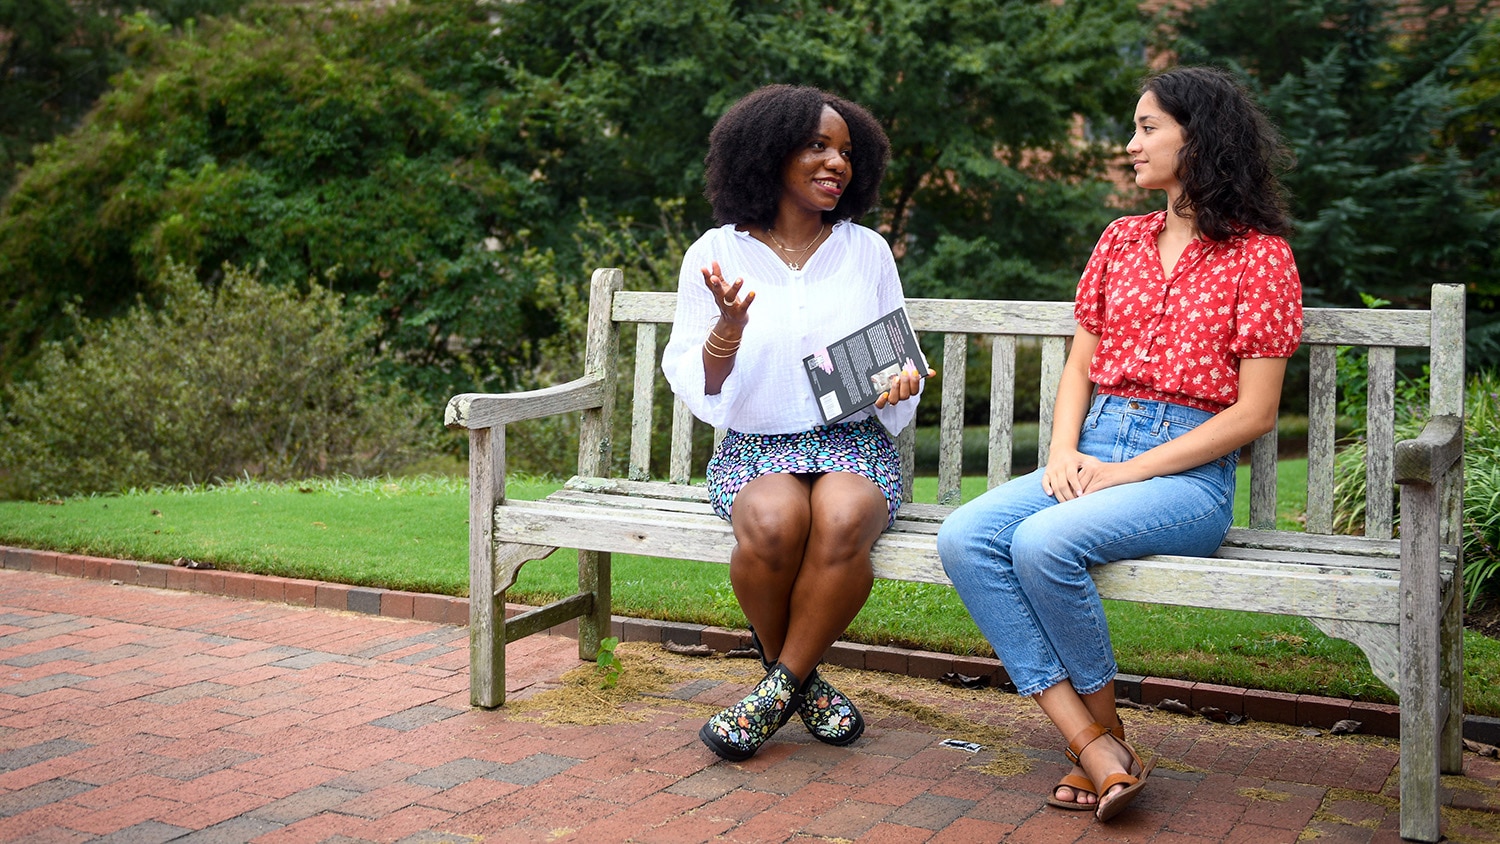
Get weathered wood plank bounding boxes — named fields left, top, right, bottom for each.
left=468, top=426, right=504, bottom=708
left=1365, top=346, right=1395, bottom=539
left=446, top=376, right=607, bottom=431
left=629, top=323, right=658, bottom=481
left=1248, top=427, right=1278, bottom=530
left=669, top=398, right=694, bottom=485
left=576, top=268, right=623, bottom=664
left=1400, top=476, right=1443, bottom=842
left=905, top=299, right=1076, bottom=335
left=496, top=498, right=1416, bottom=624
left=1306, top=345, right=1337, bottom=534
left=1037, top=336, right=1066, bottom=467
left=988, top=336, right=1016, bottom=488
left=611, top=291, right=1435, bottom=346
left=898, top=425, right=917, bottom=503
left=938, top=333, right=967, bottom=505
left=505, top=594, right=592, bottom=643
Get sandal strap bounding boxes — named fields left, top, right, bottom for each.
left=1064, top=721, right=1112, bottom=766
left=1054, top=772, right=1097, bottom=798
left=1097, top=771, right=1138, bottom=794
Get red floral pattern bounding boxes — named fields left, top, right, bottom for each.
left=1074, top=211, right=1303, bottom=413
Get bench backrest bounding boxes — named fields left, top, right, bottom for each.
left=581, top=268, right=1465, bottom=540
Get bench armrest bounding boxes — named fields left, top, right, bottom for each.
left=1394, top=414, right=1464, bottom=486
left=445, top=375, right=608, bottom=430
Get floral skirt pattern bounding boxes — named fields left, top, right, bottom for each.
left=706, top=416, right=904, bottom=527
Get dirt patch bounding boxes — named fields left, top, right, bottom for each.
left=1467, top=597, right=1500, bottom=640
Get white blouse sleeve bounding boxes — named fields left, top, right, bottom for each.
left=660, top=235, right=744, bottom=429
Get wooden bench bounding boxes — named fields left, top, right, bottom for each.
left=445, top=267, right=1466, bottom=842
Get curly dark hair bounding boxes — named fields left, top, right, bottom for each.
left=1142, top=66, right=1294, bottom=241
left=704, top=84, right=890, bottom=228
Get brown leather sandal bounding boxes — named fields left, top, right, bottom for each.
left=1065, top=721, right=1152, bottom=822
left=1045, top=720, right=1125, bottom=811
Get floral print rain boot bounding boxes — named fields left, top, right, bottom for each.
left=699, top=662, right=804, bottom=761
left=796, top=670, right=864, bottom=746
left=747, top=626, right=865, bottom=746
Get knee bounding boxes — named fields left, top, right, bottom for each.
left=1009, top=522, right=1080, bottom=585
left=734, top=500, right=810, bottom=566
left=810, top=502, right=884, bottom=565
left=937, top=504, right=987, bottom=573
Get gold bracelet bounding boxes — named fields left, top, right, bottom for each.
left=705, top=332, right=741, bottom=353
left=703, top=343, right=738, bottom=358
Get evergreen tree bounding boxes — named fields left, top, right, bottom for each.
left=1165, top=0, right=1500, bottom=363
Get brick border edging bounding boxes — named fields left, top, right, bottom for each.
left=5, top=545, right=1496, bottom=745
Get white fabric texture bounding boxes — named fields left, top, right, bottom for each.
left=661, top=221, right=921, bottom=436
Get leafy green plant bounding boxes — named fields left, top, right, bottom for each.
left=595, top=636, right=623, bottom=689
left=1332, top=370, right=1500, bottom=608
left=0, top=261, right=430, bottom=499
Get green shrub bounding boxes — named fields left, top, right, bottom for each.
left=0, top=262, right=430, bottom=499
left=1332, top=370, right=1500, bottom=608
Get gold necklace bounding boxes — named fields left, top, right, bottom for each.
left=765, top=224, right=825, bottom=270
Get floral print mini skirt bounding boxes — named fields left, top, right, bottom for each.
left=705, top=416, right=903, bottom=527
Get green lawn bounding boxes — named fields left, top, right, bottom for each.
left=1, top=464, right=1495, bottom=715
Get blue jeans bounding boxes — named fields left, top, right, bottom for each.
left=936, top=395, right=1238, bottom=697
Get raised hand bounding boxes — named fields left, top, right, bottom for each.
left=702, top=261, right=753, bottom=327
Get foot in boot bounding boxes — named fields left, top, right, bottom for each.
left=798, top=669, right=864, bottom=746
left=699, top=663, right=804, bottom=761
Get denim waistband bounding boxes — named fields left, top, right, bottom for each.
left=1086, top=393, right=1217, bottom=436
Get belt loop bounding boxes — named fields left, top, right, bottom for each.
left=1085, top=392, right=1105, bottom=429
left=1150, top=399, right=1168, bottom=435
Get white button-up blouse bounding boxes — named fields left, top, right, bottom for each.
left=661, top=222, right=922, bottom=436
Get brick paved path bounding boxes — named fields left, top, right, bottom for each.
left=0, top=568, right=1495, bottom=843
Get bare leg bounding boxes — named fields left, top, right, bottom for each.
left=728, top=474, right=814, bottom=672
left=728, top=472, right=886, bottom=682
left=1035, top=682, right=1137, bottom=815
left=1051, top=685, right=1123, bottom=806
left=776, top=473, right=886, bottom=679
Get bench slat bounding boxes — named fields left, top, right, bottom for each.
left=989, top=336, right=1017, bottom=488
left=1366, top=346, right=1396, bottom=539
left=629, top=323, right=658, bottom=481
left=669, top=397, right=693, bottom=485
left=939, top=333, right=967, bottom=505
left=493, top=498, right=1419, bottom=624
left=1306, top=345, right=1338, bottom=534
left=611, top=291, right=1436, bottom=345
left=1038, top=336, right=1066, bottom=467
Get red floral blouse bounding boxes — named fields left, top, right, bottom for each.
left=1074, top=211, right=1303, bottom=413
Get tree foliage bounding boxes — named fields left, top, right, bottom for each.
left=0, top=3, right=556, bottom=399
left=0, top=0, right=248, bottom=192
left=0, top=0, right=1151, bottom=405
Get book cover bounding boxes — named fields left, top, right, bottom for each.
left=803, top=307, right=928, bottom=425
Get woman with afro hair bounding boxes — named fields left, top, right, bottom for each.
left=938, top=65, right=1303, bottom=822
left=661, top=84, right=929, bottom=762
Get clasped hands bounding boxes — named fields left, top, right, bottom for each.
left=1041, top=448, right=1137, bottom=501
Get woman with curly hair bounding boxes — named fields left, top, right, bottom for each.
left=937, top=65, right=1303, bottom=821
left=661, top=84, right=928, bottom=762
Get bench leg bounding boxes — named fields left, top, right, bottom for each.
left=1440, top=572, right=1464, bottom=775
left=469, top=425, right=505, bottom=709
left=1399, top=482, right=1443, bottom=842
left=579, top=549, right=611, bottom=662
left=470, top=583, right=506, bottom=709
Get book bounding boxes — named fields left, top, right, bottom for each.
left=803, top=307, right=928, bottom=425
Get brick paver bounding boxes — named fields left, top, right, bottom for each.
left=0, top=567, right=1495, bottom=843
